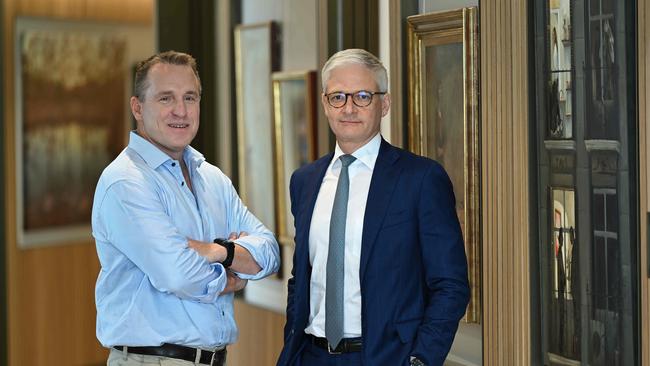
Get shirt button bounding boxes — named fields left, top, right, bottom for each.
left=171, top=162, right=176, bottom=167
left=181, top=181, right=185, bottom=186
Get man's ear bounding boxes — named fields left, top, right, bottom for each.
left=130, top=96, right=143, bottom=122
left=321, top=93, right=331, bottom=119
left=381, top=93, right=391, bottom=117
left=320, top=93, right=328, bottom=109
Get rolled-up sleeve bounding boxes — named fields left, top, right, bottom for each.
left=224, top=180, right=281, bottom=280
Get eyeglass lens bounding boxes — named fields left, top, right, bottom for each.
left=327, top=91, right=376, bottom=108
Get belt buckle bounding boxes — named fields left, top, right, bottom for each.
left=327, top=342, right=342, bottom=355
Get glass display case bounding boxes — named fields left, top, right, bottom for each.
left=532, top=0, right=638, bottom=364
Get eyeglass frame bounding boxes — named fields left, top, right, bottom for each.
left=323, top=90, right=387, bottom=108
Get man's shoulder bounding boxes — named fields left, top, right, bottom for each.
left=92, top=149, right=152, bottom=210
left=381, top=141, right=444, bottom=171
left=95, top=148, right=156, bottom=195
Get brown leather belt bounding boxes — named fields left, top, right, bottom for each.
left=309, top=335, right=363, bottom=354
left=114, top=343, right=226, bottom=365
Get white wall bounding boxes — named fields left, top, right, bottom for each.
left=242, top=0, right=319, bottom=71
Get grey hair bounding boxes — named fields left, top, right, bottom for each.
left=321, top=48, right=388, bottom=92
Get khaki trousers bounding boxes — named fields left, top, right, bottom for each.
left=107, top=348, right=214, bottom=366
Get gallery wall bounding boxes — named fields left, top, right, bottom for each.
left=225, top=1, right=321, bottom=364
left=2, top=1, right=153, bottom=365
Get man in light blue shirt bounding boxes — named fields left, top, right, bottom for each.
left=92, top=51, right=280, bottom=366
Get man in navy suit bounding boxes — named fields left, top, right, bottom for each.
left=277, top=49, right=470, bottom=366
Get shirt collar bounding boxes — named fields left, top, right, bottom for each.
left=332, top=133, right=381, bottom=170
left=128, top=131, right=205, bottom=169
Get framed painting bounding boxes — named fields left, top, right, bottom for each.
left=234, top=22, right=286, bottom=312
left=272, top=70, right=318, bottom=245
left=234, top=21, right=279, bottom=235
left=407, top=7, right=481, bottom=322
left=14, top=18, right=153, bottom=248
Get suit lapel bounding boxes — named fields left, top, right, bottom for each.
left=295, top=154, right=332, bottom=265
left=359, top=140, right=401, bottom=279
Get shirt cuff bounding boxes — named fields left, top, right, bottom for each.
left=198, top=263, right=228, bottom=301
left=232, top=236, right=279, bottom=280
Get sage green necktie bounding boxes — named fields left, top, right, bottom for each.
left=325, top=154, right=356, bottom=349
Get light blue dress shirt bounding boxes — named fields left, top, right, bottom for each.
left=92, top=132, right=280, bottom=349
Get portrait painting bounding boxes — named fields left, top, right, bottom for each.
left=407, top=7, right=480, bottom=322
left=425, top=43, right=465, bottom=229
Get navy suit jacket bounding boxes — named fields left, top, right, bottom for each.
left=277, top=139, right=470, bottom=366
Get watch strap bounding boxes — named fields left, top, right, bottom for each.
left=213, top=238, right=235, bottom=268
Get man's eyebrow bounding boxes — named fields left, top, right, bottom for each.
left=152, top=90, right=200, bottom=98
left=153, top=90, right=174, bottom=98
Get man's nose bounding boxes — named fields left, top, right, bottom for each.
left=341, top=95, right=357, bottom=113
left=172, top=99, right=187, bottom=116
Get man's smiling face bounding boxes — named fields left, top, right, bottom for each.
left=131, top=63, right=201, bottom=160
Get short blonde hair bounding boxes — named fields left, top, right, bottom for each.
left=321, top=48, right=387, bottom=92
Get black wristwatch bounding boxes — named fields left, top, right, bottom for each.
left=213, top=238, right=235, bottom=268
left=410, top=356, right=426, bottom=366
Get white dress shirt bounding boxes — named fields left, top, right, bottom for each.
left=305, top=133, right=381, bottom=338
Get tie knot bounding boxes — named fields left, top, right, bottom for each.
left=339, top=154, right=356, bottom=168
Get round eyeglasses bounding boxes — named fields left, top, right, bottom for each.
left=324, top=90, right=386, bottom=108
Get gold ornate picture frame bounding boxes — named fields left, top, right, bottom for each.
left=407, top=7, right=481, bottom=322
left=272, top=70, right=318, bottom=246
